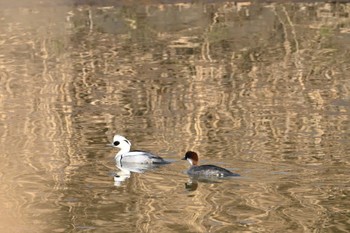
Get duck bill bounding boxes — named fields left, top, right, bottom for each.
left=181, top=156, right=187, bottom=160
left=106, top=143, right=115, bottom=147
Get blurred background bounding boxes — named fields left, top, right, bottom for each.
left=0, top=1, right=349, bottom=232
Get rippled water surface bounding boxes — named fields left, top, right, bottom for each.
left=1, top=1, right=350, bottom=232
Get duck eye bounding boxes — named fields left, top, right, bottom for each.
left=113, top=141, right=120, bottom=146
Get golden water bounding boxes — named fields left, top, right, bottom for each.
left=0, top=1, right=349, bottom=232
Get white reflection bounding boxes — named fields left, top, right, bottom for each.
left=113, top=160, right=163, bottom=186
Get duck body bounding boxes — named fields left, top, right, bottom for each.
left=111, top=135, right=168, bottom=164
left=182, top=151, right=239, bottom=177
left=187, top=164, right=239, bottom=177
left=116, top=150, right=168, bottom=164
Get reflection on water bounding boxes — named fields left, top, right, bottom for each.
left=1, top=1, right=350, bottom=232
left=114, top=160, right=167, bottom=186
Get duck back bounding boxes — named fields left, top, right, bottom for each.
left=188, top=165, right=239, bottom=177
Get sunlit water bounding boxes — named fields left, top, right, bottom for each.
left=0, top=1, right=350, bottom=232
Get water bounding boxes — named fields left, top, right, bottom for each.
left=0, top=1, right=350, bottom=232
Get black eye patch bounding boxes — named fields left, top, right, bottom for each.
left=113, top=141, right=120, bottom=146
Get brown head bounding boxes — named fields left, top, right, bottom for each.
left=181, top=151, right=199, bottom=166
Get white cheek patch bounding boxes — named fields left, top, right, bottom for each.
left=188, top=159, right=193, bottom=165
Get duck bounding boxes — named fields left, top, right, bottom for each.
left=111, top=135, right=169, bottom=164
left=182, top=151, right=239, bottom=177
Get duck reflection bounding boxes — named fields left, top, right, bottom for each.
left=185, top=179, right=198, bottom=191
left=184, top=176, right=223, bottom=191
left=113, top=160, right=163, bottom=186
